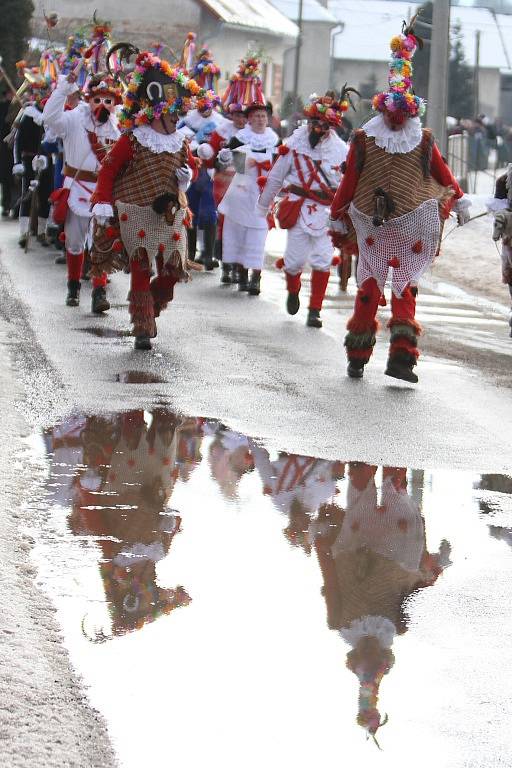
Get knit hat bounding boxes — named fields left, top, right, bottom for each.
left=372, top=15, right=425, bottom=124
left=221, top=53, right=265, bottom=113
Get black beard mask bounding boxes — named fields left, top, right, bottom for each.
left=96, top=106, right=110, bottom=124
left=309, top=130, right=324, bottom=148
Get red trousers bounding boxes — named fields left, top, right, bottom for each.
left=285, top=269, right=330, bottom=311
left=345, top=277, right=421, bottom=364
left=129, top=254, right=177, bottom=337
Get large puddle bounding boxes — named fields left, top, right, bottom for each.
left=30, top=409, right=512, bottom=766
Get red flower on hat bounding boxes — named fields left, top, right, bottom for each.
left=138, top=229, right=145, bottom=238
left=172, top=232, right=181, bottom=242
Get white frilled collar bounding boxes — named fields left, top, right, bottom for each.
left=339, top=615, right=396, bottom=649
left=285, top=124, right=347, bottom=165
left=23, top=104, right=44, bottom=126
left=363, top=114, right=423, bottom=154
left=133, top=124, right=188, bottom=154
left=235, top=125, right=279, bottom=151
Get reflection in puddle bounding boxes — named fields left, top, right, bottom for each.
left=115, top=371, right=167, bottom=384
left=35, top=411, right=512, bottom=766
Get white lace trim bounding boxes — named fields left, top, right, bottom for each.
left=285, top=124, right=347, bottom=166
left=339, top=615, right=396, bottom=649
left=133, top=124, right=187, bottom=154
left=363, top=114, right=423, bottom=155
left=235, top=125, right=279, bottom=151
left=23, top=105, right=44, bottom=126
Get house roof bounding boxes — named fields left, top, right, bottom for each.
left=200, top=0, right=299, bottom=38
left=329, top=0, right=512, bottom=71
left=269, top=0, right=338, bottom=24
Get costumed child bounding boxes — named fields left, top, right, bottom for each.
left=330, top=17, right=470, bottom=382
left=217, top=55, right=279, bottom=296
left=90, top=46, right=200, bottom=350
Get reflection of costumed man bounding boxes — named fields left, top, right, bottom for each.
left=90, top=48, right=199, bottom=351
left=257, top=91, right=350, bottom=328
left=487, top=166, right=512, bottom=334
left=43, top=70, right=121, bottom=311
left=70, top=410, right=191, bottom=640
left=313, top=463, right=451, bottom=743
left=330, top=19, right=471, bottom=383
left=206, top=424, right=254, bottom=500
left=217, top=56, right=279, bottom=296
left=12, top=70, right=51, bottom=247
left=251, top=442, right=344, bottom=552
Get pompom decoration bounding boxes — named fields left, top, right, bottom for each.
left=373, top=29, right=426, bottom=120
left=388, top=257, right=400, bottom=268
left=257, top=175, right=267, bottom=191
left=278, top=145, right=290, bottom=156
left=172, top=232, right=181, bottom=241
left=331, top=255, right=341, bottom=267
left=303, top=88, right=358, bottom=127
left=275, top=257, right=285, bottom=270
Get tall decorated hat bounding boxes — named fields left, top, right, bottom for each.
left=303, top=85, right=359, bottom=127
left=58, top=30, right=90, bottom=89
left=192, top=46, right=221, bottom=92
left=108, top=45, right=202, bottom=129
left=221, top=53, right=265, bottom=114
left=372, top=14, right=425, bottom=125
left=15, top=62, right=50, bottom=103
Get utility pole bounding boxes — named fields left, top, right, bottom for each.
left=293, top=0, right=304, bottom=111
left=474, top=30, right=480, bottom=117
left=426, top=0, right=451, bottom=155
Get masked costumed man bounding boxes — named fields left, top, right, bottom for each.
left=486, top=165, right=512, bottom=335
left=12, top=68, right=51, bottom=247
left=43, top=69, right=121, bottom=310
left=90, top=48, right=199, bottom=350
left=257, top=91, right=350, bottom=327
left=217, top=55, right=279, bottom=295
left=313, top=463, right=452, bottom=744
left=330, top=19, right=470, bottom=382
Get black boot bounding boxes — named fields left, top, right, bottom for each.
left=385, top=353, right=418, bottom=383
left=221, top=263, right=232, bottom=284
left=66, top=279, right=81, bottom=307
left=18, top=235, right=28, bottom=249
left=134, top=335, right=152, bottom=350
left=238, top=266, right=249, bottom=292
left=232, top=263, right=241, bottom=285
left=91, top=286, right=110, bottom=314
left=306, top=308, right=322, bottom=328
left=81, top=250, right=91, bottom=281
left=347, top=360, right=365, bottom=379
left=248, top=270, right=261, bottom=296
left=37, top=233, right=49, bottom=247
left=55, top=254, right=66, bottom=265
left=202, top=223, right=218, bottom=269
left=286, top=292, right=300, bottom=315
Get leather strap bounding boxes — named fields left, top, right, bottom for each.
left=64, top=164, right=97, bottom=183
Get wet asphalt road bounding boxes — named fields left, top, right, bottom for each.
left=0, top=221, right=511, bottom=470
left=1, top=221, right=512, bottom=768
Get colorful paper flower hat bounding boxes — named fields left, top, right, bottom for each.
left=221, top=53, right=265, bottom=114
left=372, top=14, right=425, bottom=125
left=303, top=85, right=359, bottom=127
left=58, top=30, right=90, bottom=89
left=108, top=45, right=202, bottom=129
left=192, top=46, right=221, bottom=92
